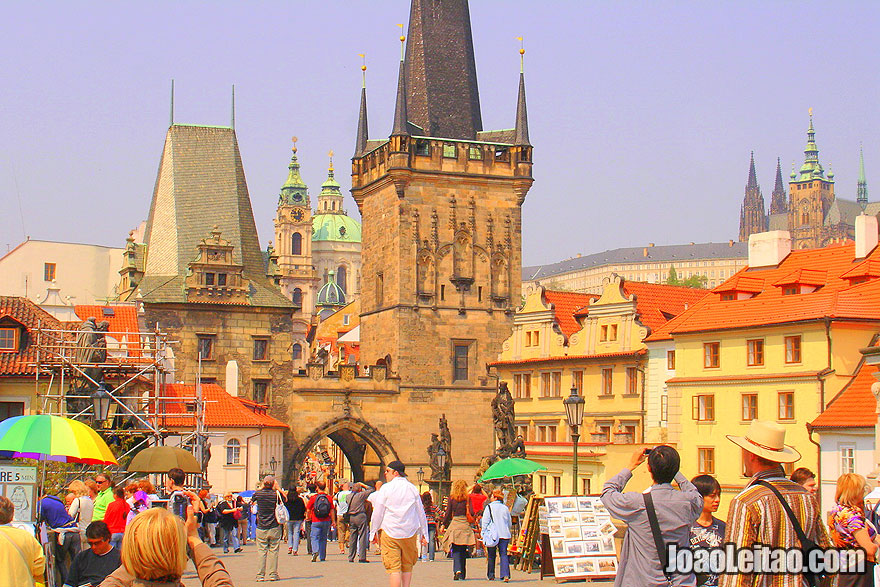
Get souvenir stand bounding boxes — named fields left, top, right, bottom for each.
left=540, top=495, right=619, bottom=583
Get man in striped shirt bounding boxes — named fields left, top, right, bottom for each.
left=720, top=421, right=831, bottom=587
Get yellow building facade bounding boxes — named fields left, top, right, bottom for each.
left=491, top=277, right=706, bottom=495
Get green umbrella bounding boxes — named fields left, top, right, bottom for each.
left=479, top=457, right=546, bottom=482
left=128, top=445, right=202, bottom=474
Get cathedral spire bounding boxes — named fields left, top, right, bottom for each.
left=391, top=41, right=409, bottom=137
left=858, top=145, right=869, bottom=209
left=796, top=108, right=826, bottom=181
left=279, top=137, right=308, bottom=206
left=739, top=151, right=767, bottom=241
left=404, top=0, right=482, bottom=139
left=513, top=41, right=530, bottom=147
left=770, top=157, right=788, bottom=214
left=354, top=55, right=369, bottom=156
left=746, top=151, right=758, bottom=189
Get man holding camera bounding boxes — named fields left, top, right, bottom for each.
left=601, top=446, right=703, bottom=587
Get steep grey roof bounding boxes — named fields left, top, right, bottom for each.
left=825, top=198, right=880, bottom=226
left=139, top=125, right=292, bottom=308
left=523, top=241, right=748, bottom=281
left=768, top=213, right=789, bottom=231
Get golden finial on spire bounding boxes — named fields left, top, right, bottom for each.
left=397, top=23, right=405, bottom=60
left=517, top=36, right=525, bottom=73
left=291, top=136, right=298, bottom=153
left=328, top=149, right=334, bottom=172
left=358, top=53, right=367, bottom=88
left=808, top=107, right=813, bottom=118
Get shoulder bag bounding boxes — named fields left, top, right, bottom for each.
left=754, top=480, right=828, bottom=587
left=275, top=491, right=290, bottom=525
left=482, top=503, right=500, bottom=548
left=643, top=492, right=674, bottom=585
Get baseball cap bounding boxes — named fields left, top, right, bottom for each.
left=387, top=460, right=407, bottom=476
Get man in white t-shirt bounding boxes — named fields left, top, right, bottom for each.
left=335, top=482, right=352, bottom=555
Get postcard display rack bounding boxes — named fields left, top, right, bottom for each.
left=540, top=495, right=619, bottom=582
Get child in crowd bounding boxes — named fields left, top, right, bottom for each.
left=688, top=474, right=726, bottom=587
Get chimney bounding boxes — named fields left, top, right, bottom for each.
left=648, top=243, right=655, bottom=247
left=728, top=240, right=734, bottom=247
left=855, top=214, right=879, bottom=259
left=643, top=247, right=648, bottom=257
left=226, top=360, right=239, bottom=397
left=748, top=231, right=792, bottom=268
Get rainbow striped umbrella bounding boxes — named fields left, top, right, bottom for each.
left=0, top=414, right=118, bottom=465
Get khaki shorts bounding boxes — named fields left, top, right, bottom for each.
left=380, top=532, right=419, bottom=573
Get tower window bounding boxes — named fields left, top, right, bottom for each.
left=197, top=335, right=215, bottom=360
left=337, top=266, right=347, bottom=294
left=376, top=273, right=384, bottom=306
left=217, top=273, right=227, bottom=286
left=205, top=272, right=215, bottom=286
left=440, top=284, right=445, bottom=301
left=292, top=288, right=303, bottom=306
left=253, top=338, right=269, bottom=361
left=292, top=232, right=302, bottom=255
left=478, top=286, right=482, bottom=302
left=253, top=380, right=269, bottom=404
left=292, top=343, right=303, bottom=360
left=415, top=140, right=431, bottom=156
left=453, top=342, right=470, bottom=381
left=468, top=146, right=482, bottom=160
left=443, top=143, right=456, bottom=158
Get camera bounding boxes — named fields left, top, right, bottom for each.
left=170, top=491, right=189, bottom=520
left=643, top=448, right=653, bottom=456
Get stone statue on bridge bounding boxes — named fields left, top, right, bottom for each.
left=491, top=382, right=519, bottom=458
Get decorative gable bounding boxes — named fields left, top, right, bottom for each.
left=185, top=227, right=250, bottom=304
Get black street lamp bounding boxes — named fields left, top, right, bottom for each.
left=563, top=385, right=586, bottom=495
left=91, top=382, right=112, bottom=423
left=416, top=467, right=424, bottom=493
left=269, top=456, right=278, bottom=475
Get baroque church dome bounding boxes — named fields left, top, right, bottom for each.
left=316, top=270, right=346, bottom=307
left=312, top=160, right=361, bottom=243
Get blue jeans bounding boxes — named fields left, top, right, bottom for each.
left=452, top=544, right=468, bottom=578
left=310, top=519, right=330, bottom=560
left=487, top=538, right=510, bottom=580
left=221, top=525, right=240, bottom=552
left=288, top=520, right=303, bottom=551
left=421, top=525, right=436, bottom=561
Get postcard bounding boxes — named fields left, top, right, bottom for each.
left=565, top=541, right=585, bottom=556
left=564, top=526, right=582, bottom=540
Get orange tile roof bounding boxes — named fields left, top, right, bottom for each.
left=489, top=349, right=647, bottom=367
left=542, top=291, right=596, bottom=338
left=648, top=242, right=880, bottom=340
left=772, top=268, right=827, bottom=287
left=158, top=383, right=288, bottom=429
left=620, top=282, right=709, bottom=335
left=74, top=305, right=142, bottom=356
left=840, top=259, right=880, bottom=280
left=811, top=352, right=879, bottom=429
left=0, top=297, right=63, bottom=376
left=713, top=274, right=765, bottom=294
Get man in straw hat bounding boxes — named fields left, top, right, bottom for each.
left=719, top=420, right=832, bottom=587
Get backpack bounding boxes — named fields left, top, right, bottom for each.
left=313, top=493, right=332, bottom=518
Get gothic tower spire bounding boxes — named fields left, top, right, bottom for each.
left=769, top=157, right=788, bottom=214
left=391, top=33, right=409, bottom=137
left=858, top=145, right=869, bottom=209
left=404, top=0, right=482, bottom=139
left=739, top=151, right=768, bottom=241
left=355, top=56, right=369, bottom=156
left=514, top=42, right=530, bottom=147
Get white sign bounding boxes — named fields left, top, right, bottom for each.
left=0, top=465, right=38, bottom=523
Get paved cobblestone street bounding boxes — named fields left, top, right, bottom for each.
left=182, top=541, right=554, bottom=586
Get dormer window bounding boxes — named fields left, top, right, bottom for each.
left=721, top=293, right=736, bottom=301
left=217, top=273, right=227, bottom=286
left=783, top=286, right=798, bottom=296
left=0, top=328, right=18, bottom=352
left=415, top=140, right=431, bottom=156
left=205, top=273, right=215, bottom=286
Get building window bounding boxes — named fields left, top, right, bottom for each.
left=539, top=475, right=547, bottom=495
left=253, top=380, right=269, bottom=404
left=778, top=392, right=795, bottom=420
left=453, top=343, right=469, bottom=381
left=540, top=372, right=551, bottom=397
left=376, top=273, right=384, bottom=306
left=292, top=288, right=303, bottom=306
left=601, top=368, right=613, bottom=395
left=197, top=335, right=215, bottom=360
left=337, top=266, right=347, bottom=294
left=667, top=350, right=675, bottom=370
left=343, top=314, right=350, bottom=326
left=747, top=339, right=764, bottom=366
left=0, top=401, right=25, bottom=422
left=205, top=272, right=215, bottom=286
left=625, top=367, right=638, bottom=395
left=44, top=262, right=56, bottom=281
left=552, top=476, right=561, bottom=496
left=551, top=371, right=562, bottom=397
left=742, top=394, right=758, bottom=421
left=693, top=395, right=715, bottom=421
left=291, top=232, right=302, bottom=255
left=698, top=448, right=715, bottom=474
left=784, top=336, right=802, bottom=364
left=515, top=424, right=529, bottom=441
left=253, top=338, right=268, bottom=361
left=537, top=425, right=557, bottom=443
left=443, top=143, right=456, bottom=158
left=572, top=370, right=583, bottom=393
left=226, top=439, right=241, bottom=465
left=217, top=273, right=227, bottom=286
left=595, top=424, right=612, bottom=442
left=513, top=373, right=531, bottom=399
left=600, top=325, right=608, bottom=342
left=0, top=328, right=18, bottom=352
left=609, top=324, right=618, bottom=341
left=292, top=343, right=302, bottom=361
left=660, top=394, right=668, bottom=422
left=468, top=145, right=482, bottom=160
left=841, top=445, right=856, bottom=475
left=582, top=478, right=591, bottom=495
left=704, top=342, right=720, bottom=368
left=525, top=330, right=540, bottom=347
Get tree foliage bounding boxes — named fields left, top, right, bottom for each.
left=667, top=267, right=708, bottom=289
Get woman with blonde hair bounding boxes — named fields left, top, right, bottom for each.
left=441, top=479, right=476, bottom=581
left=68, top=479, right=94, bottom=548
left=101, top=505, right=233, bottom=587
left=829, top=473, right=880, bottom=586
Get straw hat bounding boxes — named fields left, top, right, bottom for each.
left=726, top=420, right=801, bottom=463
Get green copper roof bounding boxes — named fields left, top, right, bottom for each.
left=795, top=114, right=830, bottom=182
left=312, top=212, right=361, bottom=242
left=278, top=146, right=309, bottom=206
left=316, top=271, right=346, bottom=307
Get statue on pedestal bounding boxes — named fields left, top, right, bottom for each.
left=491, top=382, right=518, bottom=458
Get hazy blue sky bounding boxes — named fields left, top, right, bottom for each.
left=2, top=1, right=879, bottom=266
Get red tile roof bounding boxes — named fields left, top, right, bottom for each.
left=74, top=305, right=142, bottom=356
left=648, top=242, right=880, bottom=340
left=542, top=291, right=596, bottom=338
left=620, top=282, right=709, bottom=335
left=489, top=349, right=647, bottom=367
left=0, top=297, right=63, bottom=376
left=811, top=339, right=879, bottom=429
left=158, top=383, right=288, bottom=429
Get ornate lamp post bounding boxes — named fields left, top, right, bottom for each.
left=563, top=385, right=586, bottom=495
left=91, top=382, right=112, bottom=423
left=436, top=446, right=448, bottom=499
left=416, top=467, right=425, bottom=493
left=269, top=456, right=278, bottom=475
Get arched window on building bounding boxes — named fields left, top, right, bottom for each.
left=292, top=288, right=303, bottom=306
left=337, top=266, right=347, bottom=294
left=292, top=343, right=302, bottom=360
left=292, top=232, right=302, bottom=255
left=226, top=438, right=241, bottom=465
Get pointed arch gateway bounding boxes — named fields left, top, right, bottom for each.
left=286, top=415, right=399, bottom=485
